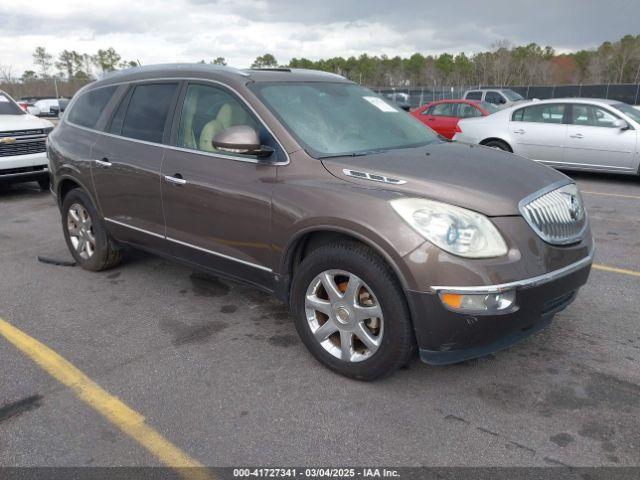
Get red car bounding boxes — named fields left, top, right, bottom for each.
left=411, top=99, right=498, bottom=139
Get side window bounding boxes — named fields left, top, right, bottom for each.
left=592, top=106, right=619, bottom=128
left=67, top=86, right=117, bottom=129
left=570, top=105, right=620, bottom=128
left=177, top=83, right=259, bottom=153
left=457, top=103, right=481, bottom=118
left=427, top=103, right=456, bottom=117
left=570, top=104, right=591, bottom=126
left=485, top=91, right=504, bottom=105
left=118, top=83, right=179, bottom=143
left=465, top=91, right=482, bottom=101
left=518, top=104, right=566, bottom=124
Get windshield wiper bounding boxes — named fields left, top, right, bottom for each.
left=319, top=149, right=388, bottom=159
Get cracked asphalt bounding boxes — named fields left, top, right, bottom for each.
left=0, top=171, right=639, bottom=468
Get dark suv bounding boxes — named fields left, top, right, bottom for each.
left=48, top=65, right=593, bottom=380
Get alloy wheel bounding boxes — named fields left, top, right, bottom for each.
left=304, top=269, right=384, bottom=362
left=67, top=203, right=96, bottom=260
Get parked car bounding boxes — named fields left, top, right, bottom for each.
left=0, top=90, right=53, bottom=189
left=34, top=98, right=64, bottom=117
left=463, top=88, right=526, bottom=108
left=384, top=92, right=411, bottom=111
left=47, top=65, right=593, bottom=380
left=411, top=99, right=499, bottom=138
left=453, top=98, right=640, bottom=175
left=50, top=99, right=70, bottom=117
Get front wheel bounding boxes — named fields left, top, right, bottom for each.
left=61, top=188, right=122, bottom=271
left=291, top=242, right=416, bottom=380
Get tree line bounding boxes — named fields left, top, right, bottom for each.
left=1, top=34, right=639, bottom=99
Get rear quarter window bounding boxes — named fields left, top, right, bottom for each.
left=67, top=86, right=117, bottom=129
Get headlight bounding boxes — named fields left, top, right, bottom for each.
left=391, top=198, right=508, bottom=258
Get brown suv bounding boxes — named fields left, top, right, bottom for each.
left=48, top=65, right=593, bottom=380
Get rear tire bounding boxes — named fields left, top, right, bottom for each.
left=483, top=139, right=512, bottom=152
left=37, top=178, right=50, bottom=191
left=291, top=241, right=416, bottom=381
left=61, top=188, right=122, bottom=271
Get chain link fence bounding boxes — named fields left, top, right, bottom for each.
left=372, top=84, right=640, bottom=108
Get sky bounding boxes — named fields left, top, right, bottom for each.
left=0, top=0, right=638, bottom=76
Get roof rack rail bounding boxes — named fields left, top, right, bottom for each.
left=247, top=67, right=292, bottom=72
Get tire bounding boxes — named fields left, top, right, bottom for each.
left=61, top=188, right=122, bottom=271
left=483, top=139, right=512, bottom=152
left=37, top=177, right=50, bottom=191
left=291, top=241, right=416, bottom=381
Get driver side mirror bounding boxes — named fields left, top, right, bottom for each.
left=212, top=125, right=275, bottom=158
left=612, top=119, right=629, bottom=130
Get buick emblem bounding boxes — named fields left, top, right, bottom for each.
left=566, top=194, right=581, bottom=221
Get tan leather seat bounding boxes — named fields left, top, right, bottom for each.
left=199, top=103, right=251, bottom=152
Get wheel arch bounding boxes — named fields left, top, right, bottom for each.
left=278, top=225, right=413, bottom=304
left=55, top=174, right=97, bottom=210
left=479, top=137, right=513, bottom=152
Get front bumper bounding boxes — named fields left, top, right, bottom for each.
left=0, top=165, right=49, bottom=184
left=407, top=250, right=593, bottom=365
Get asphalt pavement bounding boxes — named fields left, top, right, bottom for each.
left=0, top=172, right=639, bottom=469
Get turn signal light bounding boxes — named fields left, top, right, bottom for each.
left=439, top=290, right=516, bottom=313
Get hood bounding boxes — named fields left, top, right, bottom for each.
left=0, top=113, right=53, bottom=132
left=321, top=142, right=569, bottom=216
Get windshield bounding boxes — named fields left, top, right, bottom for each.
left=612, top=102, right=640, bottom=124
left=479, top=101, right=500, bottom=114
left=0, top=93, right=25, bottom=115
left=251, top=82, right=439, bottom=157
left=502, top=89, right=524, bottom=101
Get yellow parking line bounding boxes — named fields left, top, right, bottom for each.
left=0, top=318, right=213, bottom=480
left=581, top=191, right=640, bottom=200
left=593, top=263, right=640, bottom=278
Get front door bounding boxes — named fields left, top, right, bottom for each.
left=421, top=102, right=459, bottom=138
left=161, top=82, right=279, bottom=289
left=564, top=103, right=638, bottom=172
left=510, top=103, right=567, bottom=164
left=91, top=82, right=180, bottom=250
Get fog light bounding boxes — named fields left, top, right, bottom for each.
left=439, top=290, right=516, bottom=313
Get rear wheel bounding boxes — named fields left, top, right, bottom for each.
left=37, top=178, right=50, bottom=191
left=291, top=242, right=416, bottom=380
left=483, top=139, right=511, bottom=152
left=61, top=188, right=122, bottom=271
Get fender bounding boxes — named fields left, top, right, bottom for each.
left=279, top=221, right=420, bottom=294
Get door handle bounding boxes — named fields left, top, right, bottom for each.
left=569, top=133, right=584, bottom=139
left=164, top=174, right=186, bottom=185
left=94, top=158, right=112, bottom=167
left=513, top=129, right=526, bottom=134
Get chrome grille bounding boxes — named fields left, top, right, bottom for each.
left=520, top=183, right=586, bottom=245
left=0, top=129, right=48, bottom=157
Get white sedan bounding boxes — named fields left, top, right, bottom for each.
left=453, top=98, right=640, bottom=176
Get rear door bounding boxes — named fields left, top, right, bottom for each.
left=420, top=102, right=458, bottom=138
left=564, top=103, right=638, bottom=172
left=161, top=82, right=279, bottom=288
left=509, top=103, right=568, bottom=163
left=91, top=82, right=180, bottom=250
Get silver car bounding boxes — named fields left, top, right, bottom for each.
left=463, top=88, right=526, bottom=108
left=453, top=98, right=640, bottom=175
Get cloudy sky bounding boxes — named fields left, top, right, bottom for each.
left=0, top=0, right=637, bottom=75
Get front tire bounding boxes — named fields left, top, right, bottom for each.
left=61, top=188, right=122, bottom=271
left=291, top=242, right=416, bottom=380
